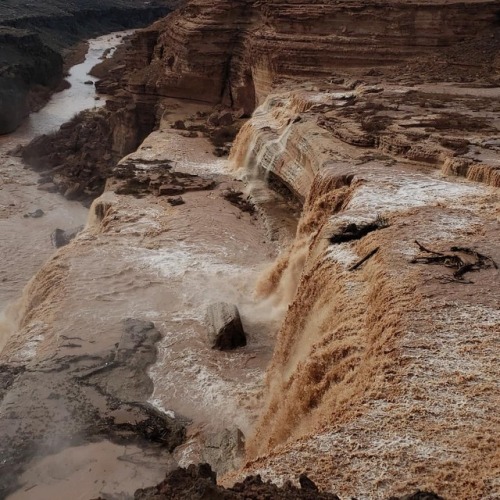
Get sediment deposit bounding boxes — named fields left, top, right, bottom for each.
left=1, top=0, right=499, bottom=498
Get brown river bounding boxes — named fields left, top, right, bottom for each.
left=0, top=31, right=131, bottom=350
left=0, top=29, right=296, bottom=499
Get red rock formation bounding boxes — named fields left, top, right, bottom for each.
left=131, top=0, right=256, bottom=115
left=120, top=0, right=500, bottom=115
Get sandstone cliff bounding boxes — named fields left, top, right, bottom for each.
left=122, top=0, right=500, bottom=112
left=23, top=0, right=500, bottom=197
left=0, top=27, right=62, bottom=134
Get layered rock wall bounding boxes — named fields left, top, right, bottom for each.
left=0, top=28, right=62, bottom=134
left=0, top=1, right=180, bottom=50
left=131, top=0, right=256, bottom=114
left=125, top=0, right=500, bottom=113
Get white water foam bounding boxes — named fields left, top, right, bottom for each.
left=346, top=174, right=482, bottom=215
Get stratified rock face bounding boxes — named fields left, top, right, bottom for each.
left=33, top=0, right=497, bottom=197
left=132, top=0, right=256, bottom=115
left=230, top=82, right=500, bottom=203
left=126, top=0, right=500, bottom=113
left=248, top=0, right=500, bottom=98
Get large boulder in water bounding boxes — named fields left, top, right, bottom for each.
left=205, top=302, right=246, bottom=350
left=51, top=225, right=83, bottom=248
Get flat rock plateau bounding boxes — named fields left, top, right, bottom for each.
left=0, top=0, right=499, bottom=499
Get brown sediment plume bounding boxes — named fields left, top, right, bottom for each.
left=441, top=157, right=473, bottom=178
left=297, top=171, right=356, bottom=238
left=441, top=159, right=500, bottom=188
left=0, top=254, right=68, bottom=363
left=18, top=258, right=68, bottom=329
left=0, top=300, right=22, bottom=354
left=2, top=0, right=500, bottom=497
left=255, top=170, right=355, bottom=310
left=247, top=205, right=408, bottom=459
left=248, top=171, right=367, bottom=454
left=228, top=73, right=499, bottom=496
left=229, top=121, right=259, bottom=173
left=255, top=236, right=309, bottom=308
left=86, top=196, right=117, bottom=233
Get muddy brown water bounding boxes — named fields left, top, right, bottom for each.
left=0, top=31, right=132, bottom=351
left=0, top=31, right=295, bottom=499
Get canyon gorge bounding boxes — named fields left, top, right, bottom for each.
left=0, top=0, right=499, bottom=499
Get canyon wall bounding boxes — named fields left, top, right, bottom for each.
left=8, top=1, right=500, bottom=497
left=122, top=0, right=500, bottom=113
left=0, top=28, right=62, bottom=134
left=25, top=0, right=500, bottom=197
left=0, top=1, right=181, bottom=50
left=0, top=0, right=181, bottom=134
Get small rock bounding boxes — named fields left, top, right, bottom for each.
left=364, top=68, right=383, bottom=77
left=207, top=112, right=220, bottom=127
left=388, top=492, right=444, bottom=500
left=217, top=110, right=234, bottom=126
left=299, top=474, right=318, bottom=491
left=84, top=80, right=94, bottom=85
left=205, top=302, right=246, bottom=350
left=37, top=182, right=58, bottom=193
left=167, top=196, right=185, bottom=206
left=23, top=208, right=45, bottom=218
left=158, top=185, right=184, bottom=196
left=232, top=108, right=245, bottom=119
left=214, top=146, right=229, bottom=157
left=63, top=183, right=81, bottom=199
left=202, top=427, right=245, bottom=474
